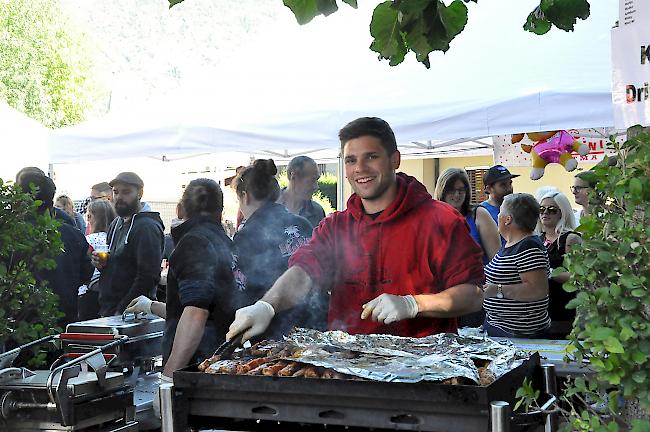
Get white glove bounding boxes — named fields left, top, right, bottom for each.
left=153, top=374, right=173, bottom=419
left=361, top=293, right=419, bottom=325
left=124, top=295, right=152, bottom=315
left=226, top=300, right=275, bottom=343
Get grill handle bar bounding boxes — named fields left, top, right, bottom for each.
left=46, top=335, right=128, bottom=404
left=0, top=335, right=56, bottom=369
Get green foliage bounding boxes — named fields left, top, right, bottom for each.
left=167, top=0, right=592, bottom=67
left=316, top=172, right=337, bottom=212
left=514, top=377, right=540, bottom=413
left=0, top=180, right=63, bottom=366
left=524, top=0, right=590, bottom=35
left=0, top=0, right=98, bottom=128
left=558, top=132, right=650, bottom=429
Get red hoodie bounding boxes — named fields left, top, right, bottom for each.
left=289, top=173, right=484, bottom=337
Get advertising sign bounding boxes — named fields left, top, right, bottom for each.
left=612, top=3, right=650, bottom=128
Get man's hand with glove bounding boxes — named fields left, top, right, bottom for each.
left=123, top=295, right=152, bottom=315
left=361, top=293, right=419, bottom=324
left=226, top=300, right=275, bottom=343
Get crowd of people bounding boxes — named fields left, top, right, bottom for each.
left=11, top=117, right=595, bottom=380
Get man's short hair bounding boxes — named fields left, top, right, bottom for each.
left=574, top=170, right=597, bottom=188
left=15, top=166, right=46, bottom=183
left=91, top=181, right=112, bottom=194
left=501, top=193, right=539, bottom=232
left=17, top=172, right=56, bottom=209
left=287, top=156, right=318, bottom=179
left=338, top=117, right=398, bottom=155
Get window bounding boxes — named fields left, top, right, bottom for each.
left=466, top=168, right=488, bottom=205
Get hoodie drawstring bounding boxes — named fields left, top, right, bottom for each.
left=124, top=214, right=137, bottom=245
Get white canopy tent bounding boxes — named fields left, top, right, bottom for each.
left=1, top=101, right=49, bottom=181
left=48, top=0, right=616, bottom=164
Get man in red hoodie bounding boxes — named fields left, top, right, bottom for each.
left=227, top=117, right=485, bottom=341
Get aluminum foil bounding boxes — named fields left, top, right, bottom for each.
left=282, top=328, right=529, bottom=384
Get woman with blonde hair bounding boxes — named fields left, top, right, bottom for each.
left=537, top=190, right=581, bottom=338
left=434, top=168, right=500, bottom=328
left=55, top=194, right=86, bottom=233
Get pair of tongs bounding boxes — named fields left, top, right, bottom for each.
left=211, top=332, right=244, bottom=360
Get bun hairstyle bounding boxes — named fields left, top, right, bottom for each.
left=182, top=178, right=223, bottom=219
left=235, top=159, right=281, bottom=203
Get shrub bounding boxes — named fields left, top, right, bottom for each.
left=0, top=179, right=63, bottom=366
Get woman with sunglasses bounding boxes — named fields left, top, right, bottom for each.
left=537, top=191, right=582, bottom=338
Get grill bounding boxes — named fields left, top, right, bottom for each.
left=64, top=314, right=164, bottom=370
left=171, top=338, right=544, bottom=432
left=0, top=314, right=164, bottom=431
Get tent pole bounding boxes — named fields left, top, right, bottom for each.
left=337, top=153, right=345, bottom=211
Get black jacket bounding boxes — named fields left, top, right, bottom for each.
left=163, top=216, right=236, bottom=364
left=36, top=221, right=94, bottom=326
left=99, top=211, right=164, bottom=316
left=233, top=202, right=321, bottom=338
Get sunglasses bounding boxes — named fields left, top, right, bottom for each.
left=539, top=206, right=560, bottom=215
left=570, top=186, right=589, bottom=193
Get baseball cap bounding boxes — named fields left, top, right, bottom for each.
left=483, top=165, right=520, bottom=185
left=109, top=172, right=144, bottom=188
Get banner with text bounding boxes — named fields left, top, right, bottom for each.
left=612, top=2, right=650, bottom=128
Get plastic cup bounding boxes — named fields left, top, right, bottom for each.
left=95, top=243, right=109, bottom=266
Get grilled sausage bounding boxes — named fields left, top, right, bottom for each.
left=236, top=357, right=270, bottom=374
left=278, top=362, right=301, bottom=377
left=262, top=361, right=288, bottom=376
left=303, top=366, right=320, bottom=378
left=321, top=369, right=344, bottom=379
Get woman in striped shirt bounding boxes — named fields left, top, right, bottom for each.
left=482, top=193, right=551, bottom=338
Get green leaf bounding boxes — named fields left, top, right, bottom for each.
left=632, top=350, right=647, bottom=364
left=168, top=0, right=184, bottom=7
left=438, top=0, right=468, bottom=40
left=542, top=0, right=590, bottom=32
left=597, top=251, right=614, bottom=262
left=316, top=0, right=339, bottom=16
left=604, top=337, right=625, bottom=353
left=369, top=2, right=407, bottom=65
left=620, top=326, right=636, bottom=341
left=341, top=0, right=357, bottom=7
left=632, top=370, right=647, bottom=384
left=284, top=0, right=321, bottom=25
left=631, top=288, right=646, bottom=298
left=591, top=327, right=616, bottom=341
left=523, top=6, right=552, bottom=35
left=629, top=177, right=643, bottom=199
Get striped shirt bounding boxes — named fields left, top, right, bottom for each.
left=483, top=236, right=551, bottom=336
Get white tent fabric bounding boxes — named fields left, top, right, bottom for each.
left=49, top=0, right=617, bottom=163
left=1, top=101, right=49, bottom=180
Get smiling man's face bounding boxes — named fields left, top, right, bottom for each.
left=343, top=136, right=400, bottom=205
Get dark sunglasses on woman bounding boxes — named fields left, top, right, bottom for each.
left=539, top=206, right=560, bottom=214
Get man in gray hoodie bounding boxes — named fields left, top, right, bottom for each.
left=92, top=172, right=164, bottom=316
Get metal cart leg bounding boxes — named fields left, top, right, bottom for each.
left=160, top=383, right=174, bottom=432
left=490, top=400, right=510, bottom=432
left=542, top=364, right=558, bottom=432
